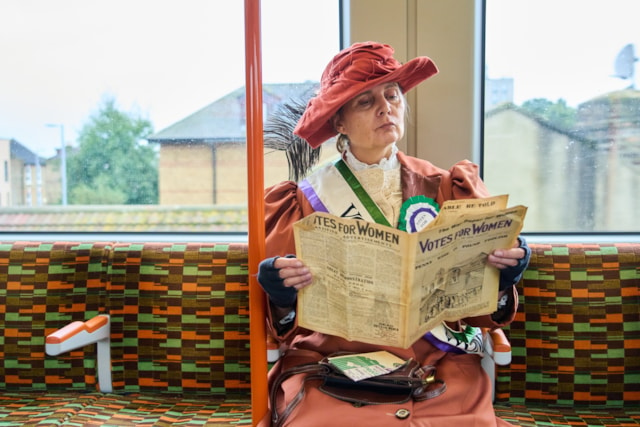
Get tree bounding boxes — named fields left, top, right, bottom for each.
left=520, top=98, right=577, bottom=129
left=68, top=97, right=158, bottom=204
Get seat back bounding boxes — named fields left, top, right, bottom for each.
left=496, top=243, right=640, bottom=407
left=0, top=241, right=111, bottom=391
left=106, top=242, right=251, bottom=397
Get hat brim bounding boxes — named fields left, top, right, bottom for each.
left=293, top=56, right=438, bottom=148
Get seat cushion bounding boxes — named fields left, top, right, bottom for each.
left=494, top=403, right=640, bottom=426
left=68, top=394, right=252, bottom=426
left=0, top=392, right=252, bottom=426
left=0, top=392, right=98, bottom=426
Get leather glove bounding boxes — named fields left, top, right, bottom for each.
left=498, top=236, right=531, bottom=291
left=258, top=255, right=297, bottom=308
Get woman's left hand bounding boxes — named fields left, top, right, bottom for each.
left=487, top=240, right=526, bottom=270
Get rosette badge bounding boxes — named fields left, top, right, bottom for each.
left=398, top=195, right=440, bottom=233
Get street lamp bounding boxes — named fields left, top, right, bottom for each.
left=45, top=123, right=68, bottom=206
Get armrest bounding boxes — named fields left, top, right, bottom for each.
left=266, top=334, right=281, bottom=363
left=481, top=327, right=512, bottom=402
left=46, top=315, right=110, bottom=353
left=485, top=328, right=512, bottom=365
left=46, top=314, right=112, bottom=393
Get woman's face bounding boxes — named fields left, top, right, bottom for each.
left=334, top=82, right=405, bottom=161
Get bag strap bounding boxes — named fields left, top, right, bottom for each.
left=270, top=361, right=446, bottom=426
left=411, top=365, right=447, bottom=401
left=270, top=362, right=331, bottom=427
left=362, top=363, right=446, bottom=401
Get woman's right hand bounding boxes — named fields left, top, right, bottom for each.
left=258, top=256, right=313, bottom=308
left=273, top=256, right=313, bottom=290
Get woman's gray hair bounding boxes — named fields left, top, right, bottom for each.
left=336, top=133, right=350, bottom=153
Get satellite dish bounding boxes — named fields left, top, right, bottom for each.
left=613, top=44, right=638, bottom=87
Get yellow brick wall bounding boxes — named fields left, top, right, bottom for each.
left=159, top=144, right=214, bottom=205
left=159, top=141, right=338, bottom=205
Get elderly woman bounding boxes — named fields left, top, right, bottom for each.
left=258, top=42, right=530, bottom=427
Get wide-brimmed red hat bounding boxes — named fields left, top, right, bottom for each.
left=293, top=42, right=438, bottom=148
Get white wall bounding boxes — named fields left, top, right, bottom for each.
left=348, top=0, right=481, bottom=169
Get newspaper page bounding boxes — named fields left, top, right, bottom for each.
left=293, top=196, right=527, bottom=348
left=430, top=194, right=509, bottom=227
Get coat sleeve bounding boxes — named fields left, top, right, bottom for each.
left=264, top=181, right=315, bottom=258
left=262, top=181, right=315, bottom=341
left=444, top=159, right=491, bottom=200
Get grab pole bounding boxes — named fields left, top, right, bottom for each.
left=244, top=0, right=268, bottom=424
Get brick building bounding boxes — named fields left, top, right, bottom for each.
left=148, top=82, right=338, bottom=206
left=0, top=138, right=47, bottom=207
left=484, top=89, right=640, bottom=231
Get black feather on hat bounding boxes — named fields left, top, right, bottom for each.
left=264, top=96, right=323, bottom=182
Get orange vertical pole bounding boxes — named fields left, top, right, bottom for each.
left=244, top=0, right=268, bottom=425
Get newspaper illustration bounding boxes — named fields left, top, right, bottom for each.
left=293, top=195, right=527, bottom=348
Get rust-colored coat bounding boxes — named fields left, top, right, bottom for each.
left=259, top=152, right=516, bottom=427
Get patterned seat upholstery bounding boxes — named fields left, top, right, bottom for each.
left=494, top=243, right=640, bottom=426
left=0, top=242, right=110, bottom=392
left=0, top=241, right=252, bottom=426
left=2, top=240, right=639, bottom=426
left=107, top=242, right=251, bottom=397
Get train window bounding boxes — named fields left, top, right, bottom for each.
left=0, top=0, right=340, bottom=233
left=484, top=0, right=640, bottom=233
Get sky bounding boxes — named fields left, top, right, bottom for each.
left=1, top=0, right=638, bottom=158
left=0, top=0, right=340, bottom=157
left=486, top=0, right=640, bottom=106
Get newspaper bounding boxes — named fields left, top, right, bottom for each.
left=293, top=195, right=527, bottom=348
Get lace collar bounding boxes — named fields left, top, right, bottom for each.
left=343, top=144, right=400, bottom=171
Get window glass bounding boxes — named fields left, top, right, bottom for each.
left=0, top=0, right=339, bottom=232
left=484, top=0, right=640, bottom=232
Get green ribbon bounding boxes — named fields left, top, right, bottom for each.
left=334, top=159, right=391, bottom=227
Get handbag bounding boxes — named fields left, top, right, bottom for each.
left=270, top=353, right=446, bottom=427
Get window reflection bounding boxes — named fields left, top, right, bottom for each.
left=0, top=0, right=339, bottom=232
left=484, top=0, right=640, bottom=232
